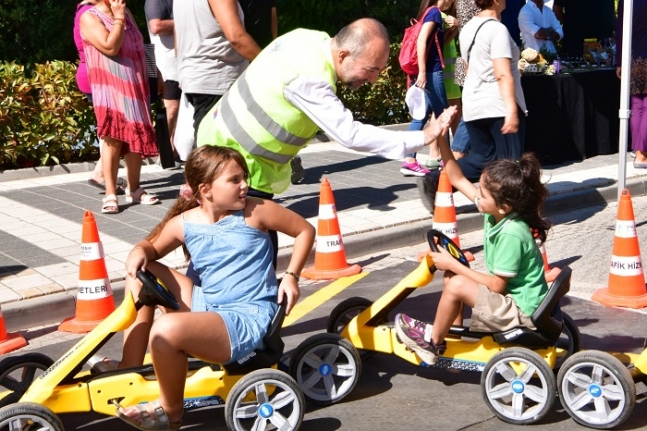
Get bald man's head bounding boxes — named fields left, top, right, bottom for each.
left=331, top=19, right=390, bottom=90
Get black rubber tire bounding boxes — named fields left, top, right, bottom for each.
left=326, top=297, right=378, bottom=361
left=224, top=368, right=304, bottom=431
left=0, top=353, right=54, bottom=408
left=481, top=347, right=556, bottom=425
left=289, top=333, right=362, bottom=406
left=0, top=402, right=64, bottom=430
left=557, top=350, right=635, bottom=430
left=554, top=313, right=581, bottom=371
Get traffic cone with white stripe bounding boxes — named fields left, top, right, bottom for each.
left=592, top=189, right=647, bottom=308
left=59, top=211, right=116, bottom=332
left=418, top=171, right=473, bottom=262
left=537, top=240, right=561, bottom=283
left=301, top=178, right=361, bottom=280
left=0, top=304, right=27, bottom=354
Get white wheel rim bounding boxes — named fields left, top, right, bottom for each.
left=296, top=343, right=358, bottom=402
left=561, top=360, right=627, bottom=425
left=0, top=414, right=56, bottom=430
left=484, top=355, right=550, bottom=421
left=231, top=378, right=301, bottom=431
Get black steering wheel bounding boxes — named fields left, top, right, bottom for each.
left=136, top=269, right=180, bottom=310
left=426, top=229, right=470, bottom=272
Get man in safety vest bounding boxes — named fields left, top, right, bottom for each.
left=194, top=17, right=457, bottom=267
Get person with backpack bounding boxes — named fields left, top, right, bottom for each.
left=417, top=0, right=527, bottom=214
left=400, top=0, right=449, bottom=177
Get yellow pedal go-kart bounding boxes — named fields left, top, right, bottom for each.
left=322, top=229, right=580, bottom=425
left=0, top=269, right=307, bottom=431
left=556, top=346, right=647, bottom=429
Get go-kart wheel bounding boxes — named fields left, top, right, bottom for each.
left=557, top=351, right=635, bottom=430
left=481, top=347, right=556, bottom=425
left=554, top=313, right=580, bottom=371
left=225, top=368, right=304, bottom=431
left=0, top=402, right=64, bottom=431
left=327, top=297, right=378, bottom=361
left=427, top=229, right=470, bottom=269
left=0, top=353, right=54, bottom=408
left=289, top=333, right=361, bottom=406
left=136, top=269, right=180, bottom=310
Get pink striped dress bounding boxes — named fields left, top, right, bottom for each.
left=82, top=7, right=158, bottom=157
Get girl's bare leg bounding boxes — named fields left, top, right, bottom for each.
left=432, top=274, right=479, bottom=345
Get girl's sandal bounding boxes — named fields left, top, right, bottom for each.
left=126, top=188, right=161, bottom=205
left=115, top=400, right=182, bottom=430
left=102, top=194, right=119, bottom=214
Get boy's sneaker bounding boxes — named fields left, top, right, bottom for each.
left=394, top=313, right=445, bottom=365
left=400, top=161, right=430, bottom=177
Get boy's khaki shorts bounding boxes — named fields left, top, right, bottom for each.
left=470, top=285, right=536, bottom=333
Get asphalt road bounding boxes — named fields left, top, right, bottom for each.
left=4, top=198, right=647, bottom=430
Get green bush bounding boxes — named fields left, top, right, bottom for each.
left=0, top=61, right=97, bottom=169
left=338, top=43, right=409, bottom=126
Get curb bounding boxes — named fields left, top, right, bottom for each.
left=5, top=177, right=647, bottom=332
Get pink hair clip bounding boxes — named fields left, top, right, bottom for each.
left=179, top=184, right=193, bottom=201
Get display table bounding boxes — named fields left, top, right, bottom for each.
left=521, top=69, right=620, bottom=165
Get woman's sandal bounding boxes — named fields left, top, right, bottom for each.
left=102, top=194, right=119, bottom=214
left=115, top=400, right=182, bottom=431
left=126, top=188, right=161, bottom=205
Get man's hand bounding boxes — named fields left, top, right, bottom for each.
left=423, top=105, right=457, bottom=145
left=278, top=278, right=300, bottom=315
left=501, top=110, right=519, bottom=134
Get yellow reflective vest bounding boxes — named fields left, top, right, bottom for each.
left=197, top=29, right=337, bottom=194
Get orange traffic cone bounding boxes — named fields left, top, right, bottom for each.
left=301, top=178, right=361, bottom=280
left=0, top=304, right=27, bottom=354
left=537, top=240, right=561, bottom=283
left=59, top=211, right=116, bottom=332
left=592, top=189, right=647, bottom=308
left=418, top=171, right=473, bottom=262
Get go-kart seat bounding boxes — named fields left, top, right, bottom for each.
left=493, top=266, right=572, bottom=348
left=222, top=300, right=287, bottom=375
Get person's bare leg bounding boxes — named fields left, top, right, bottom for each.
left=164, top=98, right=180, bottom=155
left=444, top=272, right=465, bottom=327
left=123, top=151, right=142, bottom=193
left=431, top=274, right=479, bottom=345
left=121, top=261, right=193, bottom=368
left=101, top=137, right=123, bottom=212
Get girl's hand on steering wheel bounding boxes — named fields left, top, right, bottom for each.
left=429, top=246, right=458, bottom=272
left=278, top=278, right=300, bottom=315
left=125, top=246, right=147, bottom=279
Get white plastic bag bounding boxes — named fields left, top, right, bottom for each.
left=174, top=92, right=195, bottom=161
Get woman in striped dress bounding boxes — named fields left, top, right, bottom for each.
left=80, top=0, right=160, bottom=214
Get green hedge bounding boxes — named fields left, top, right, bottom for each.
left=0, top=61, right=96, bottom=169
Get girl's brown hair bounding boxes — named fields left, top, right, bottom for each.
left=146, top=146, right=249, bottom=258
left=482, top=152, right=552, bottom=244
left=416, top=0, right=441, bottom=21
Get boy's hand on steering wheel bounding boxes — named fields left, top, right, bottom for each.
left=278, top=278, right=300, bottom=315
left=429, top=246, right=458, bottom=272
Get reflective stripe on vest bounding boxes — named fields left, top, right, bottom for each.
left=219, top=71, right=308, bottom=165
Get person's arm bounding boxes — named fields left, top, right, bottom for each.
left=415, top=21, right=436, bottom=88
left=209, top=0, right=261, bottom=61
left=518, top=6, right=545, bottom=41
left=79, top=1, right=126, bottom=56
left=283, top=76, right=456, bottom=159
left=271, top=6, right=278, bottom=40
left=249, top=199, right=315, bottom=315
left=430, top=245, right=509, bottom=293
left=148, top=18, right=174, bottom=35
left=125, top=216, right=184, bottom=278
left=493, top=57, right=518, bottom=134
left=444, top=22, right=459, bottom=44
left=549, top=10, right=564, bottom=40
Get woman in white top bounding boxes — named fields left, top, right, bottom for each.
left=458, top=0, right=527, bottom=180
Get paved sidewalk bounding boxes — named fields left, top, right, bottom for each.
left=1, top=140, right=646, bottom=330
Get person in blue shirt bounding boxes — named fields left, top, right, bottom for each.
left=401, top=0, right=450, bottom=177
left=114, top=145, right=315, bottom=430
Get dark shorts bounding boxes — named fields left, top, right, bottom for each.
left=162, top=80, right=181, bottom=100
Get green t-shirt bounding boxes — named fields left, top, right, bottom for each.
left=483, top=213, right=548, bottom=316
